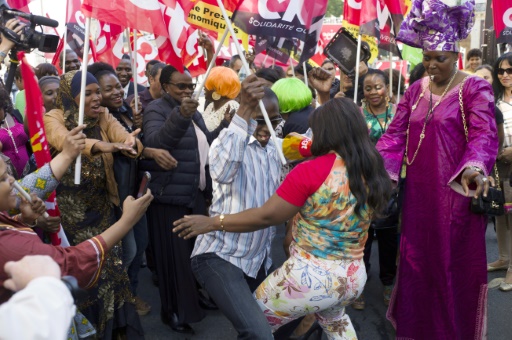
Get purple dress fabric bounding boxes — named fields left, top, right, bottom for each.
left=376, top=76, right=498, bottom=340
left=0, top=119, right=29, bottom=177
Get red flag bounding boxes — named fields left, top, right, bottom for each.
left=81, top=0, right=169, bottom=38
left=6, top=0, right=32, bottom=10
left=18, top=51, right=69, bottom=247
left=378, top=0, right=406, bottom=55
left=95, top=22, right=124, bottom=67
left=359, top=0, right=379, bottom=37
left=155, top=0, right=200, bottom=72
left=492, top=0, right=512, bottom=43
left=130, top=33, right=160, bottom=86
left=66, top=0, right=82, bottom=24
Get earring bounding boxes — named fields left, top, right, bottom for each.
left=212, top=92, right=221, bottom=101
left=361, top=98, right=367, bottom=109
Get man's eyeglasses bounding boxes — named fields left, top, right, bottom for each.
left=497, top=68, right=512, bottom=76
left=168, top=82, right=196, bottom=90
left=255, top=117, right=283, bottom=126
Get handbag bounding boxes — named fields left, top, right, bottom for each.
left=458, top=77, right=505, bottom=216
left=470, top=167, right=505, bottom=216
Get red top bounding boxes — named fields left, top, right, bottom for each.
left=277, top=153, right=336, bottom=206
left=0, top=214, right=107, bottom=303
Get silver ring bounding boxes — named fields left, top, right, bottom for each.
left=482, top=177, right=489, bottom=183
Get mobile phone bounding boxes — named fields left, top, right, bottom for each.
left=137, top=172, right=151, bottom=198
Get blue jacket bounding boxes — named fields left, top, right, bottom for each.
left=141, top=93, right=227, bottom=206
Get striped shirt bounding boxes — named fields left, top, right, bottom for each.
left=191, top=114, right=282, bottom=278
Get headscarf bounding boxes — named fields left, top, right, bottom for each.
left=38, top=76, right=60, bottom=89
left=397, top=0, right=475, bottom=52
left=204, top=66, right=241, bottom=99
left=55, top=70, right=100, bottom=131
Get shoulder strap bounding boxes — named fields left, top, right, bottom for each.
left=459, top=76, right=471, bottom=142
left=459, top=76, right=501, bottom=187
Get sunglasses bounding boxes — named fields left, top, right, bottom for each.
left=168, top=82, right=196, bottom=90
left=497, top=68, right=512, bottom=76
left=255, top=117, right=283, bottom=126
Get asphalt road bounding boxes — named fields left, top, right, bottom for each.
left=137, top=223, right=512, bottom=339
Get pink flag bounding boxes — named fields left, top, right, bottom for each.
left=492, top=0, right=512, bottom=43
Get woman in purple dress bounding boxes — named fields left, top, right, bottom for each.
left=0, top=86, right=29, bottom=178
left=376, top=1, right=498, bottom=339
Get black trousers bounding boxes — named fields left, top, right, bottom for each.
left=146, top=193, right=208, bottom=324
left=363, top=225, right=398, bottom=286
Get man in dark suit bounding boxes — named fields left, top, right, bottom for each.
left=116, top=54, right=145, bottom=100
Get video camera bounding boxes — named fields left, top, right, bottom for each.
left=0, top=0, right=59, bottom=53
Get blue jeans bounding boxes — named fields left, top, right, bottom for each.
left=191, top=253, right=274, bottom=340
left=122, top=214, right=149, bottom=294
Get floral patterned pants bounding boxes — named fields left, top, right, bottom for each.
left=254, top=244, right=366, bottom=340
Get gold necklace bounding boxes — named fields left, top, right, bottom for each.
left=405, top=72, right=458, bottom=166
left=1, top=117, right=19, bottom=154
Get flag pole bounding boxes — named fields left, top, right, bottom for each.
left=62, top=29, right=67, bottom=74
left=216, top=0, right=286, bottom=165
left=290, top=56, right=295, bottom=77
left=261, top=54, right=269, bottom=68
left=397, top=60, right=403, bottom=104
left=303, top=61, right=308, bottom=88
left=130, top=29, right=139, bottom=114
left=389, top=51, right=393, bottom=100
left=74, top=17, right=92, bottom=185
left=354, top=33, right=362, bottom=104
left=193, top=29, right=230, bottom=101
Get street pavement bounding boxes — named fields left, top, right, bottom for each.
left=137, top=223, right=512, bottom=339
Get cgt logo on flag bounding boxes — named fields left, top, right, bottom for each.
left=233, top=0, right=328, bottom=37
left=493, top=2, right=512, bottom=43
left=232, top=0, right=328, bottom=63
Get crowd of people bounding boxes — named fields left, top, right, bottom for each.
left=0, top=0, right=511, bottom=339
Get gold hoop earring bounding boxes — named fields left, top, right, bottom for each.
left=212, top=92, right=221, bottom=101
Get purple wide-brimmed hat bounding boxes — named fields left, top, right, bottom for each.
left=397, top=0, right=475, bottom=52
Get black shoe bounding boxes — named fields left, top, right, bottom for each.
left=198, top=293, right=218, bottom=310
left=161, top=313, right=194, bottom=335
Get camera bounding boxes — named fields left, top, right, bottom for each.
left=0, top=1, right=59, bottom=53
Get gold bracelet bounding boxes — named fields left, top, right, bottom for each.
left=219, top=214, right=225, bottom=233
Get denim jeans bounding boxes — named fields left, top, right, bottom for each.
left=191, top=253, right=274, bottom=340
